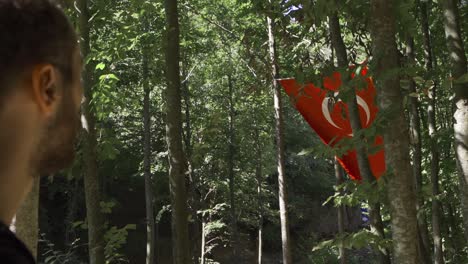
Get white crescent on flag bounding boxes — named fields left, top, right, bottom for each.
left=321, top=97, right=341, bottom=130
left=320, top=94, right=372, bottom=133
left=356, top=95, right=371, bottom=126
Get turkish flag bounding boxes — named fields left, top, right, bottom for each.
left=279, top=70, right=385, bottom=180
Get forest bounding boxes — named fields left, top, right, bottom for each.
left=9, top=0, right=468, bottom=263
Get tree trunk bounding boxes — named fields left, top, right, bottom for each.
left=445, top=202, right=460, bottom=254
left=181, top=63, right=203, bottom=264
left=328, top=12, right=391, bottom=264
left=227, top=75, right=238, bottom=258
left=419, top=2, right=439, bottom=262
left=257, top=177, right=263, bottom=264
left=415, top=16, right=445, bottom=261
left=142, top=20, right=156, bottom=264
left=155, top=221, right=160, bottom=263
left=181, top=62, right=201, bottom=264
left=200, top=220, right=206, bottom=264
left=164, top=0, right=191, bottom=263
left=334, top=159, right=347, bottom=264
left=12, top=178, right=40, bottom=259
left=79, top=0, right=106, bottom=263
left=254, top=126, right=263, bottom=264
left=267, top=5, right=292, bottom=264
left=405, top=36, right=433, bottom=264
left=65, top=178, right=80, bottom=246
left=439, top=0, right=468, bottom=243
left=370, top=0, right=420, bottom=263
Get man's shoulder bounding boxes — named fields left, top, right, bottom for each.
left=0, top=222, right=36, bottom=264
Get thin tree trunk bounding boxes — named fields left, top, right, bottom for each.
left=79, top=0, right=106, bottom=263
left=446, top=202, right=460, bottom=255
left=142, top=19, right=156, bottom=264
left=370, top=0, right=420, bottom=263
left=12, top=178, right=40, bottom=259
left=439, top=0, right=468, bottom=243
left=419, top=2, right=438, bottom=261
left=334, top=159, right=347, bottom=264
left=328, top=12, right=390, bottom=264
left=227, top=75, right=238, bottom=258
left=65, top=178, right=80, bottom=246
left=257, top=178, right=263, bottom=264
left=181, top=62, right=201, bottom=264
left=405, top=36, right=433, bottom=264
left=254, top=126, right=263, bottom=264
left=200, top=220, right=206, bottom=264
left=164, top=0, right=191, bottom=263
left=267, top=5, right=292, bottom=264
left=415, top=14, right=445, bottom=261
left=155, top=221, right=160, bottom=263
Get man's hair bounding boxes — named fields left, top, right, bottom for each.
left=0, top=0, right=77, bottom=95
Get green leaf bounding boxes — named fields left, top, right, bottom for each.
left=125, top=224, right=137, bottom=230
left=45, top=256, right=56, bottom=263
left=96, top=62, right=106, bottom=70
left=312, top=239, right=334, bottom=251
left=298, top=148, right=313, bottom=156
left=454, top=73, right=468, bottom=84
left=99, top=73, right=120, bottom=82
left=413, top=76, right=425, bottom=84
left=72, top=221, right=84, bottom=228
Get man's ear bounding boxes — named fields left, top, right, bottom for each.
left=31, top=64, right=62, bottom=117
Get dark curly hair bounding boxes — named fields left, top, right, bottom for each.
left=0, top=0, right=77, bottom=95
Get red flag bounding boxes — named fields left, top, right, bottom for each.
left=279, top=70, right=385, bottom=180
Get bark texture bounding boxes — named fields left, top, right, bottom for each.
left=142, top=22, right=156, bottom=264
left=181, top=62, right=201, bottom=264
left=334, top=159, right=347, bottom=264
left=370, top=0, right=420, bottom=263
left=255, top=126, right=263, bottom=264
left=164, top=0, right=191, bottom=263
left=419, top=2, right=437, bottom=261
left=79, top=0, right=106, bottom=263
left=439, top=0, right=468, bottom=243
left=414, top=8, right=445, bottom=261
left=329, top=13, right=390, bottom=264
left=267, top=5, right=292, bottom=264
left=227, top=75, right=238, bottom=258
left=405, top=36, right=433, bottom=264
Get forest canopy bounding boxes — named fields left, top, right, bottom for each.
left=10, top=0, right=468, bottom=263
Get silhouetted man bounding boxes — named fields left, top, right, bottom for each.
left=0, top=0, right=83, bottom=263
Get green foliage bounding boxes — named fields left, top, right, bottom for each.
left=104, top=224, right=136, bottom=264
left=38, top=0, right=468, bottom=262
left=324, top=180, right=387, bottom=208
left=40, top=235, right=82, bottom=264
left=313, top=229, right=392, bottom=253
left=100, top=200, right=117, bottom=214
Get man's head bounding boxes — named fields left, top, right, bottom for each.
left=0, top=0, right=83, bottom=176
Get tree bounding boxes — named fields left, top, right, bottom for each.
left=79, top=0, right=106, bottom=263
left=31, top=0, right=468, bottom=262
left=227, top=74, right=238, bottom=258
left=256, top=149, right=264, bottom=264
left=267, top=2, right=293, bottom=263
left=405, top=36, right=433, bottom=264
left=142, top=14, right=156, bottom=264
left=334, top=159, right=347, bottom=264
left=328, top=11, right=391, bottom=264
left=253, top=115, right=265, bottom=264
left=439, top=0, right=468, bottom=243
left=370, top=0, right=420, bottom=263
left=164, top=0, right=191, bottom=263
